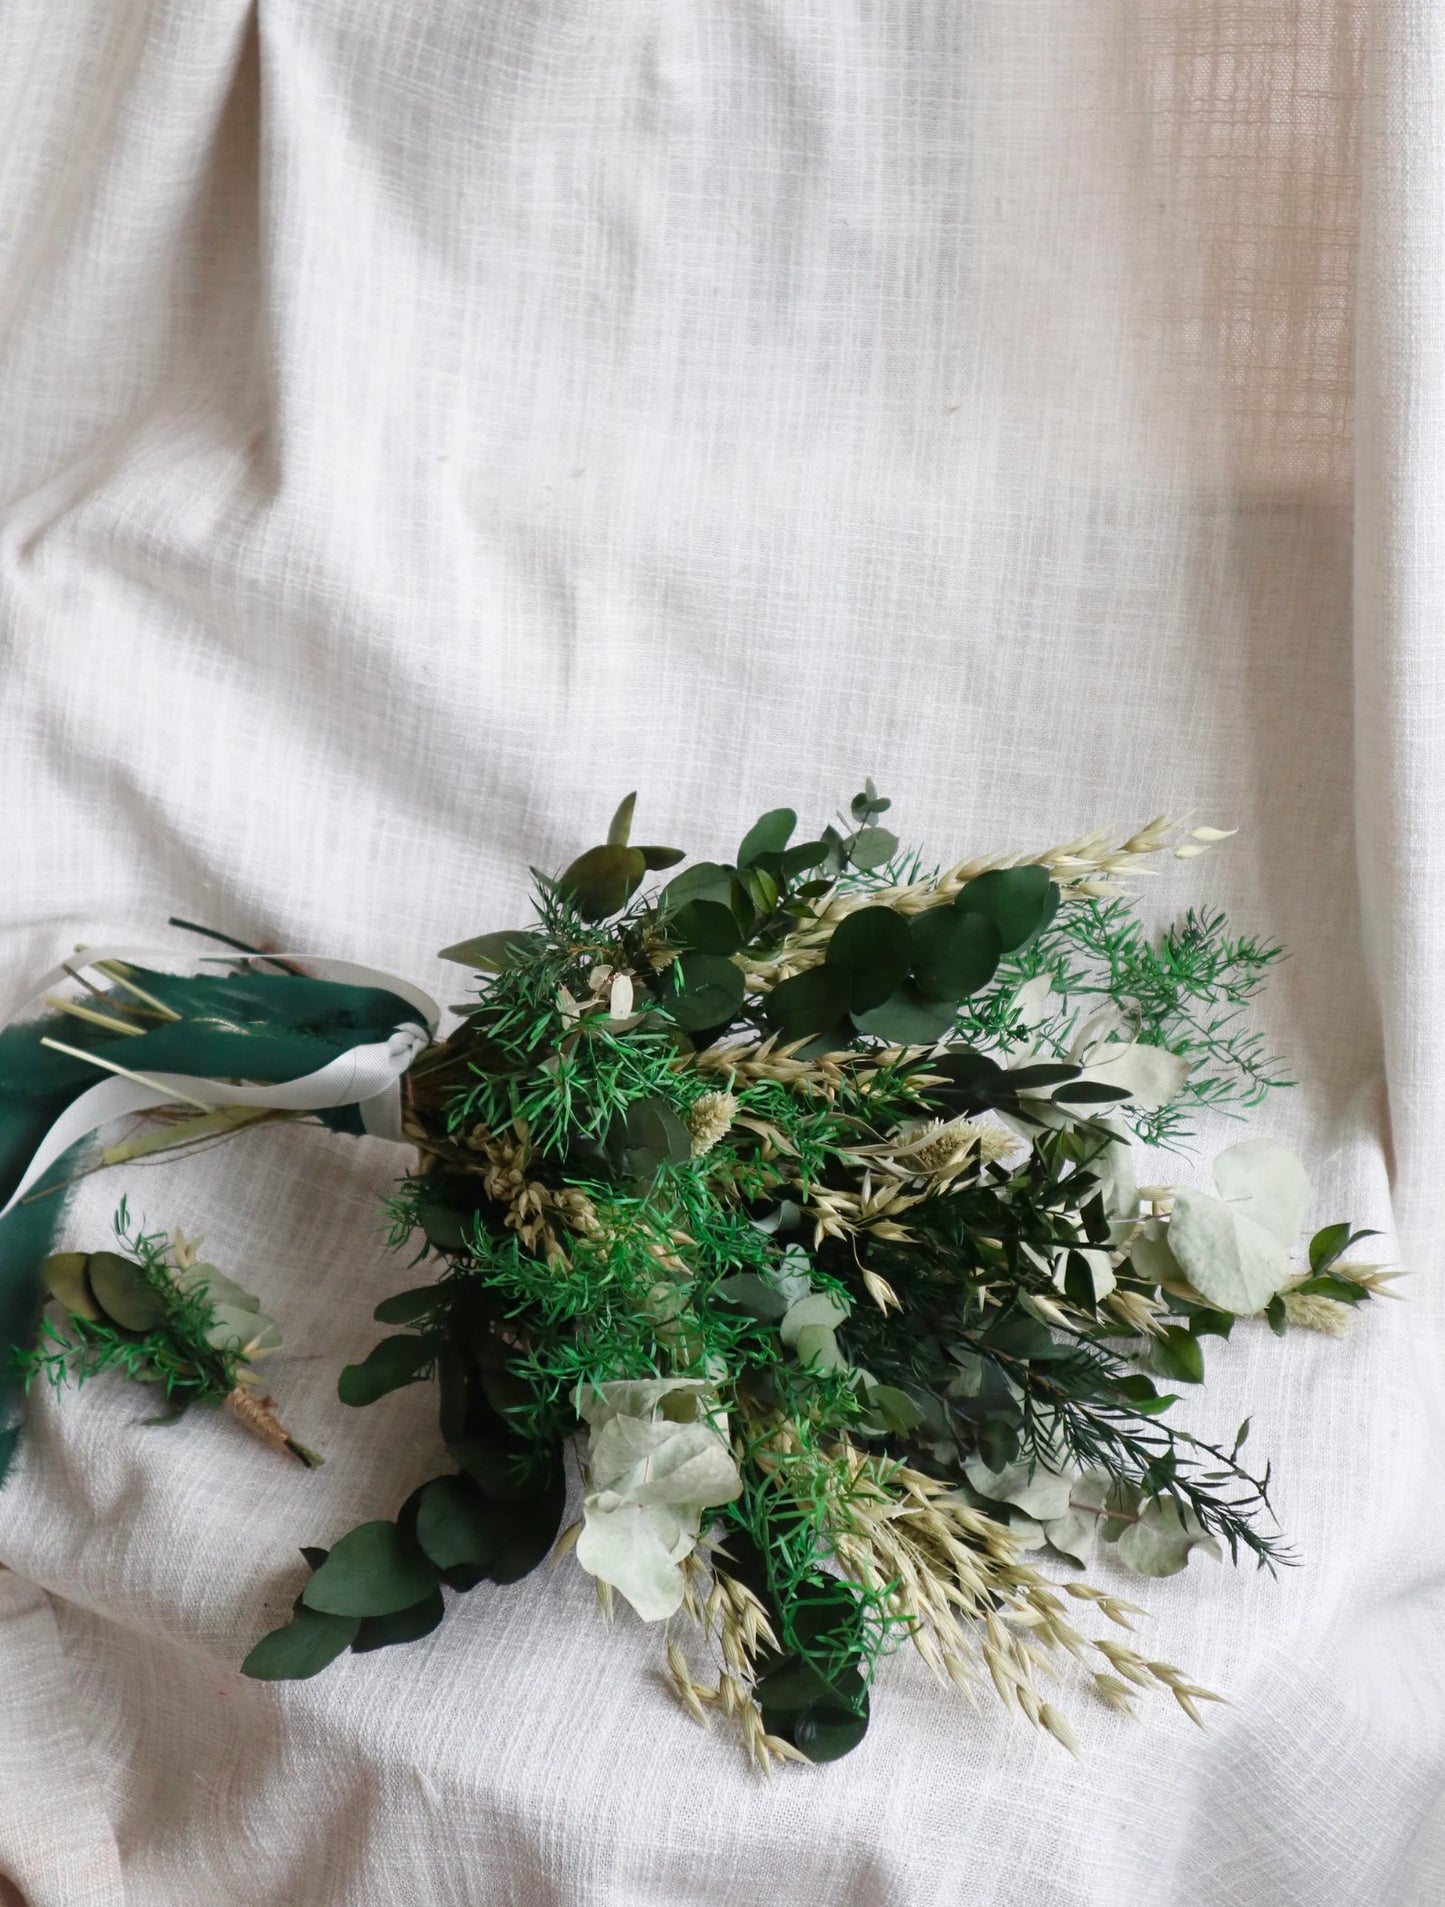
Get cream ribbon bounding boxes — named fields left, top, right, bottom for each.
left=0, top=947, right=440, bottom=1224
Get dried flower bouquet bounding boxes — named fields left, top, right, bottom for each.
left=0, top=788, right=1384, bottom=1767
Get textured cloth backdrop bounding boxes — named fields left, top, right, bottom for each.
left=1, top=4, right=1441, bottom=1903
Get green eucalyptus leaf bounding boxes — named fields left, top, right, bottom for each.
left=42, top=1253, right=102, bottom=1321
left=302, top=1522, right=440, bottom=1618
left=738, top=808, right=797, bottom=867
left=415, top=1475, right=498, bottom=1572
left=669, top=953, right=745, bottom=1032
left=205, top=1302, right=282, bottom=1355
left=848, top=827, right=898, bottom=871
left=859, top=1382, right=925, bottom=1434
left=338, top=1335, right=436, bottom=1407
left=757, top=1659, right=869, bottom=1762
left=791, top=1322, right=847, bottom=1371
left=373, top=1284, right=448, bottom=1325
left=825, top=906, right=912, bottom=1011
left=86, top=1251, right=169, bottom=1332
left=448, top=1433, right=535, bottom=1501
left=779, top=1292, right=849, bottom=1346
left=612, top=1096, right=695, bottom=1176
left=660, top=862, right=735, bottom=912
left=351, top=1588, right=446, bottom=1653
left=956, top=866, right=1059, bottom=951
left=980, top=1310, right=1061, bottom=1360
left=715, top=1274, right=789, bottom=1322
left=780, top=840, right=829, bottom=879
left=1114, top=1498, right=1222, bottom=1577
left=766, top=967, right=851, bottom=1043
left=851, top=986, right=959, bottom=1046
left=669, top=898, right=743, bottom=955
left=558, top=843, right=646, bottom=921
left=908, top=909, right=1001, bottom=1000
left=488, top=1462, right=567, bottom=1584
left=242, top=1606, right=359, bottom=1680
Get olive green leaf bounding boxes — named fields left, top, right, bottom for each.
left=437, top=929, right=543, bottom=970
left=557, top=845, right=647, bottom=922
left=559, top=796, right=683, bottom=919
left=86, top=1251, right=168, bottom=1332
left=606, top=792, right=637, bottom=845
left=42, top=1253, right=102, bottom=1320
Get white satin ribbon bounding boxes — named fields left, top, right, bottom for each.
left=0, top=948, right=441, bottom=1224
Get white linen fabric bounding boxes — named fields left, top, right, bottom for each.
left=1, top=3, right=1441, bottom=1901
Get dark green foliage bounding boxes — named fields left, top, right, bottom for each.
left=557, top=793, right=684, bottom=920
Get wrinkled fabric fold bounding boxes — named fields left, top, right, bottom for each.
left=1, top=2, right=1441, bottom=1902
